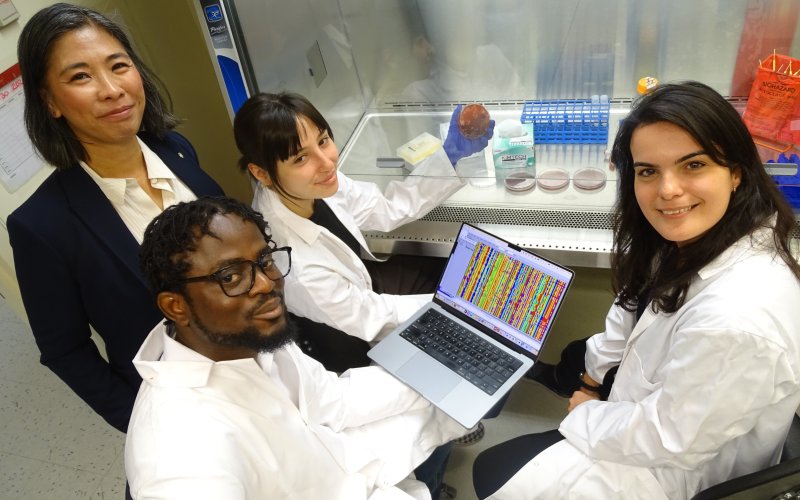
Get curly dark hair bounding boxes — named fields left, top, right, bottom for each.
left=18, top=3, right=178, bottom=170
left=140, top=197, right=272, bottom=295
left=610, top=81, right=800, bottom=313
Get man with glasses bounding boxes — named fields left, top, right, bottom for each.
left=125, top=196, right=464, bottom=499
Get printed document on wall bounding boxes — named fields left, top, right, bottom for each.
left=0, top=63, right=43, bottom=193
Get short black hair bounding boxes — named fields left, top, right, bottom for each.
left=233, top=92, right=333, bottom=199
left=140, top=197, right=272, bottom=295
left=610, top=81, right=800, bottom=313
left=18, top=3, right=178, bottom=170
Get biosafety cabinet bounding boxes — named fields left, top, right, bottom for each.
left=195, top=0, right=800, bottom=268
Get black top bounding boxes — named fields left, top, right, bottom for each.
left=309, top=199, right=362, bottom=258
left=636, top=290, right=651, bottom=321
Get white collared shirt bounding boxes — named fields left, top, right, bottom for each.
left=81, top=137, right=197, bottom=244
left=126, top=322, right=466, bottom=499
left=160, top=327, right=295, bottom=405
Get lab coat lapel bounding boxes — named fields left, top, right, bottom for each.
left=622, top=265, right=715, bottom=361
left=264, top=187, right=374, bottom=286
left=283, top=344, right=312, bottom=419
left=622, top=304, right=658, bottom=360
left=58, top=167, right=144, bottom=286
left=322, top=230, right=374, bottom=284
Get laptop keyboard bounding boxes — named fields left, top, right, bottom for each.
left=399, top=309, right=523, bottom=395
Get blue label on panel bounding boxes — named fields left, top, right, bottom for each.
left=204, top=4, right=223, bottom=23
left=217, top=55, right=248, bottom=113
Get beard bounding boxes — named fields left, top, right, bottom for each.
left=190, top=295, right=298, bottom=354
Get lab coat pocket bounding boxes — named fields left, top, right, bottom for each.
left=616, top=346, right=662, bottom=402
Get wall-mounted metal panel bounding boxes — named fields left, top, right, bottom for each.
left=193, top=0, right=252, bottom=118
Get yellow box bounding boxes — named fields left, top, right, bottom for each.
left=396, top=132, right=442, bottom=165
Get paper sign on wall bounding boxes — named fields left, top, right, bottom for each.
left=0, top=63, right=43, bottom=193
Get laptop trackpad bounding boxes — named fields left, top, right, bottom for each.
left=397, top=353, right=461, bottom=402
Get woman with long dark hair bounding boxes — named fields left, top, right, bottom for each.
left=472, top=81, right=800, bottom=499
left=8, top=3, right=223, bottom=433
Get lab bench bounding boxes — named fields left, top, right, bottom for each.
left=338, top=102, right=800, bottom=268
left=337, top=103, right=627, bottom=269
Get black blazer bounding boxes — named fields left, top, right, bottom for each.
left=7, top=131, right=224, bottom=432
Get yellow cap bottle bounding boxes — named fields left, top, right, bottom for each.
left=637, top=76, right=659, bottom=95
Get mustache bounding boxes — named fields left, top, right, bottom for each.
left=245, top=291, right=284, bottom=319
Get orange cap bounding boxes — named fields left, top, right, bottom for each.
left=637, top=76, right=659, bottom=95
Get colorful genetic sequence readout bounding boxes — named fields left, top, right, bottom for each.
left=457, top=243, right=566, bottom=340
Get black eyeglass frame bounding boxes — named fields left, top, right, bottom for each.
left=174, top=246, right=292, bottom=297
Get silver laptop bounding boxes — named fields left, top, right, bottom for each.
left=368, top=223, right=574, bottom=428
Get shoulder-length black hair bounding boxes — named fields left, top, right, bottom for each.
left=17, top=3, right=178, bottom=171
left=610, top=81, right=800, bottom=313
left=233, top=92, right=333, bottom=200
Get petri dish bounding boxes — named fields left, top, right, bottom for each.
left=537, top=169, right=569, bottom=191
left=458, top=104, right=491, bottom=139
left=504, top=171, right=536, bottom=192
left=573, top=167, right=607, bottom=191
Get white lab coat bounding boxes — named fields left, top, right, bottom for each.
left=125, top=323, right=466, bottom=500
left=252, top=148, right=464, bottom=342
left=492, top=226, right=800, bottom=500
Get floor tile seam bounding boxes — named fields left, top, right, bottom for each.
left=0, top=449, right=116, bottom=476
left=99, top=449, right=127, bottom=481
left=0, top=375, right=63, bottom=389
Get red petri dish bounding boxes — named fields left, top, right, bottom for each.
left=457, top=104, right=491, bottom=139
left=504, top=171, right=536, bottom=192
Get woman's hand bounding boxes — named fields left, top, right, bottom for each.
left=567, top=389, right=600, bottom=412
left=443, top=104, right=495, bottom=166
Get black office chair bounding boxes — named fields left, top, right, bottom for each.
left=691, top=415, right=800, bottom=500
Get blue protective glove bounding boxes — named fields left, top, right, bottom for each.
left=443, top=104, right=496, bottom=166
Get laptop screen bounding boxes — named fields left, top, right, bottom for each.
left=434, top=224, right=574, bottom=357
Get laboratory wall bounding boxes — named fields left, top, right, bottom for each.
left=112, top=0, right=247, bottom=200
left=0, top=0, right=81, bottom=320
left=0, top=0, right=244, bottom=321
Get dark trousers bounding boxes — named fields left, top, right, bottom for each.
left=415, top=441, right=453, bottom=500
left=544, top=337, right=618, bottom=400
left=472, top=430, right=565, bottom=499
left=363, top=254, right=447, bottom=297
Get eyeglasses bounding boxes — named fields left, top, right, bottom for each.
left=176, top=246, right=292, bottom=297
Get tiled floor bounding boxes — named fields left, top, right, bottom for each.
left=0, top=295, right=567, bottom=500
left=0, top=298, right=125, bottom=500
left=443, top=378, right=567, bottom=499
